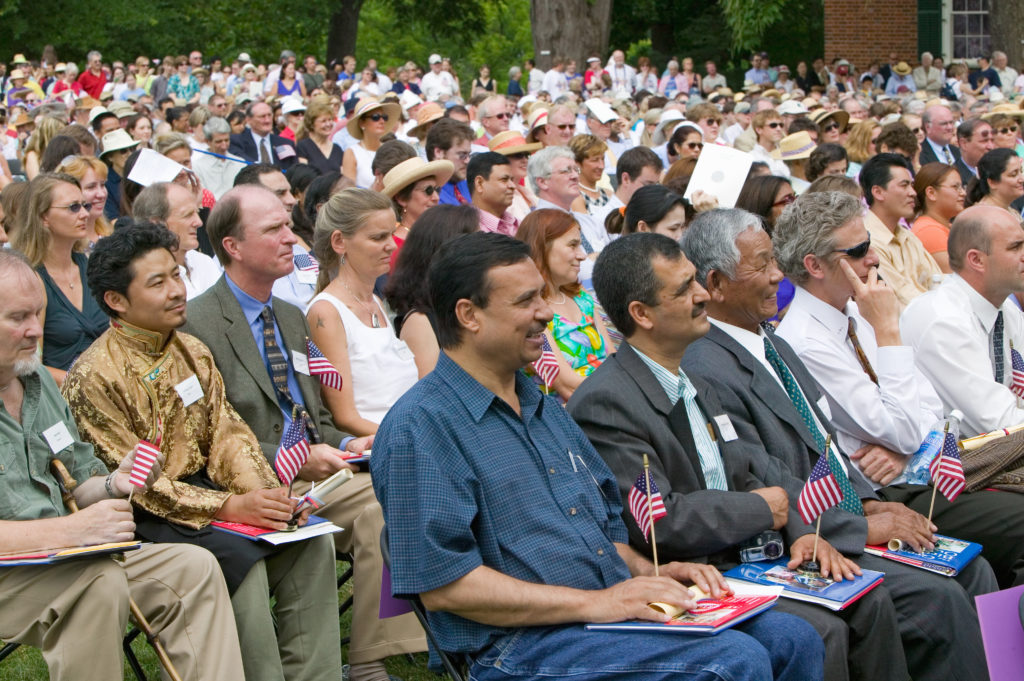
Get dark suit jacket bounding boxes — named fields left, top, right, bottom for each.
left=228, top=128, right=297, bottom=171
left=567, top=343, right=777, bottom=563
left=683, top=325, right=876, bottom=556
left=954, top=157, right=976, bottom=187
left=918, top=138, right=961, bottom=168
left=182, top=275, right=349, bottom=466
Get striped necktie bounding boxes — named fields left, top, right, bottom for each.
left=993, top=310, right=1005, bottom=384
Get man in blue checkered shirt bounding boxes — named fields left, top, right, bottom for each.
left=371, top=232, right=823, bottom=681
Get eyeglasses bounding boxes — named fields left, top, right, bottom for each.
left=823, top=122, right=840, bottom=132
left=997, top=126, right=1019, bottom=135
left=910, top=128, right=921, bottom=134
left=685, top=142, right=704, bottom=150
left=52, top=202, right=93, bottom=214
left=364, top=113, right=389, bottom=122
left=939, top=181, right=966, bottom=193
left=832, top=238, right=871, bottom=259
left=488, top=112, right=510, bottom=120
left=416, top=185, right=438, bottom=196
left=553, top=123, right=574, bottom=131
left=552, top=165, right=581, bottom=176
left=771, top=193, right=796, bottom=207
left=767, top=122, right=784, bottom=129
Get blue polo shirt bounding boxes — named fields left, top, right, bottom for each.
left=371, top=353, right=630, bottom=654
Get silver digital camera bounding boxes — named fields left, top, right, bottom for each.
left=739, top=530, right=784, bottom=563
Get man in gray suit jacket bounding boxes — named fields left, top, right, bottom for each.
left=183, top=185, right=426, bottom=681
left=681, top=208, right=995, bottom=681
left=568, top=232, right=906, bottom=681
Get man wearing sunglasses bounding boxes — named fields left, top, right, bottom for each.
left=776, top=194, right=1024, bottom=591
left=681, top=206, right=998, bottom=681
left=470, top=96, right=510, bottom=155
left=860, top=153, right=942, bottom=307
left=749, top=110, right=790, bottom=178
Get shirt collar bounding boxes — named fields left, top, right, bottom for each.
left=792, top=286, right=849, bottom=336
left=631, top=344, right=684, bottom=405
left=435, top=352, right=543, bottom=423
left=111, top=317, right=170, bottom=355
left=224, top=272, right=272, bottom=327
left=709, top=317, right=767, bottom=361
left=535, top=197, right=568, bottom=213
left=949, top=272, right=1002, bottom=332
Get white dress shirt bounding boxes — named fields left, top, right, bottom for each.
left=749, top=144, right=790, bottom=178
left=901, top=273, right=1024, bottom=437
left=778, top=287, right=943, bottom=488
left=181, top=250, right=222, bottom=300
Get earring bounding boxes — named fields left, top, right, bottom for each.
left=339, top=254, right=346, bottom=266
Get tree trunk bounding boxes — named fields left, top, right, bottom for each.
left=326, top=0, right=364, bottom=66
left=989, top=0, right=1024, bottom=70
left=530, top=0, right=614, bottom=71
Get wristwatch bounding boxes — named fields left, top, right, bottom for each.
left=104, top=471, right=122, bottom=498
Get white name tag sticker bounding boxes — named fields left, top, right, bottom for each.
left=275, top=144, right=296, bottom=159
left=42, top=422, right=74, bottom=454
left=295, top=268, right=317, bottom=285
left=713, top=414, right=738, bottom=441
left=292, top=350, right=310, bottom=375
left=174, top=375, right=204, bottom=407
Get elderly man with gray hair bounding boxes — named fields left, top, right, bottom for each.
left=681, top=205, right=998, bottom=681
left=191, top=116, right=244, bottom=199
left=911, top=52, right=941, bottom=96
left=527, top=146, right=609, bottom=282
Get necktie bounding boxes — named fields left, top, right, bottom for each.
left=943, top=146, right=954, bottom=165
left=763, top=336, right=827, bottom=453
left=259, top=138, right=271, bottom=164
left=847, top=318, right=879, bottom=385
left=678, top=374, right=728, bottom=491
left=260, top=306, right=296, bottom=408
left=993, top=310, right=1005, bottom=384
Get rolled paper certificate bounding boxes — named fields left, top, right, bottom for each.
left=316, top=467, right=354, bottom=497
left=960, top=423, right=1024, bottom=451
left=888, top=538, right=903, bottom=551
left=648, top=586, right=711, bottom=617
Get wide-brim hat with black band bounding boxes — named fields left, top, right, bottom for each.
left=771, top=131, right=817, bottom=160
left=346, top=97, right=401, bottom=140
left=488, top=130, right=542, bottom=156
left=382, top=157, right=454, bottom=198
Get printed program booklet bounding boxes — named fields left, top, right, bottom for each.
left=725, top=559, right=884, bottom=611
left=864, top=535, right=982, bottom=577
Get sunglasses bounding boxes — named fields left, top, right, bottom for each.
left=488, top=112, right=510, bottom=120
left=553, top=123, right=574, bottom=130
left=832, top=238, right=871, bottom=259
left=771, top=193, right=796, bottom=207
left=364, top=112, right=389, bottom=122
left=766, top=122, right=784, bottom=129
left=506, top=152, right=530, bottom=160
left=823, top=122, right=841, bottom=132
left=416, top=185, right=438, bottom=196
left=997, top=127, right=1019, bottom=135
left=685, top=142, right=704, bottom=150
left=52, top=202, right=93, bottom=214
left=910, top=128, right=921, bottom=134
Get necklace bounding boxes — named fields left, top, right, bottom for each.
left=553, top=292, right=568, bottom=305
left=338, top=272, right=381, bottom=328
left=579, top=182, right=598, bottom=193
left=48, top=264, right=77, bottom=291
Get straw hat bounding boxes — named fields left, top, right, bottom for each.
left=893, top=61, right=912, bottom=76
left=771, top=131, right=816, bottom=161
left=346, top=97, right=401, bottom=140
left=408, top=102, right=444, bottom=137
left=525, top=108, right=550, bottom=144
left=8, top=69, right=26, bottom=80
left=11, top=54, right=28, bottom=65
left=11, top=112, right=32, bottom=129
left=107, top=100, right=135, bottom=119
left=983, top=103, right=1024, bottom=120
left=382, top=157, right=454, bottom=198
left=99, top=129, right=140, bottom=158
left=488, top=130, right=542, bottom=156
left=810, top=108, right=850, bottom=132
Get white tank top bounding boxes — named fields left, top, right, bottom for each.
left=351, top=143, right=376, bottom=189
left=307, top=291, right=419, bottom=424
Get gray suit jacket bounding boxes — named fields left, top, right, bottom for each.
left=683, top=325, right=875, bottom=556
left=182, top=275, right=350, bottom=467
left=567, top=343, right=776, bottom=563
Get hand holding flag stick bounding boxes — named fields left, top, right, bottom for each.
left=811, top=435, right=831, bottom=566
left=126, top=439, right=161, bottom=503
left=797, top=435, right=839, bottom=571
left=628, top=454, right=667, bottom=575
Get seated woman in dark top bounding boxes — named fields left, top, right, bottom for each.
left=384, top=204, right=478, bottom=377
left=11, top=173, right=109, bottom=382
left=296, top=99, right=346, bottom=175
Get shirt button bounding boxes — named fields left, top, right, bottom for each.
left=273, top=423, right=282, bottom=433
left=548, top=467, right=555, bottom=474
left=569, top=507, right=577, bottom=515
left=597, top=548, right=604, bottom=556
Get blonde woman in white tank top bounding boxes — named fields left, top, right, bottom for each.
left=306, top=187, right=419, bottom=436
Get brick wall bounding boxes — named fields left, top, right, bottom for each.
left=824, top=0, right=918, bottom=70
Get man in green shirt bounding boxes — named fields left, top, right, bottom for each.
left=0, top=249, right=244, bottom=681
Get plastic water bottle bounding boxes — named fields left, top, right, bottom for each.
left=906, top=409, right=963, bottom=484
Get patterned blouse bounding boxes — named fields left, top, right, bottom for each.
left=549, top=289, right=608, bottom=377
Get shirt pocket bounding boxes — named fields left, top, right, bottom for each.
left=0, top=440, right=34, bottom=520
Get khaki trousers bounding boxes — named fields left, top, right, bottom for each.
left=230, top=533, right=343, bottom=681
left=294, top=471, right=426, bottom=664
left=0, top=543, right=244, bottom=681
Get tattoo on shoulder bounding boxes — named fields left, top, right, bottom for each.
left=316, top=315, right=325, bottom=328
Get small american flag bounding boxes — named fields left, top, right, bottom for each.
left=1011, top=347, right=1024, bottom=398
left=129, top=440, right=161, bottom=488
left=532, top=335, right=560, bottom=388
left=275, top=416, right=310, bottom=486
left=798, top=450, right=844, bottom=524
left=294, top=252, right=319, bottom=273
left=307, top=338, right=343, bottom=391
left=628, top=470, right=667, bottom=541
left=929, top=432, right=966, bottom=502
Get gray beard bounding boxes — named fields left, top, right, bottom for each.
left=14, top=354, right=41, bottom=377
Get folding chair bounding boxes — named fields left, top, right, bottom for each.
left=337, top=550, right=355, bottom=647
left=379, top=528, right=467, bottom=681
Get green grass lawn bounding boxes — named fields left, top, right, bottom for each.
left=0, top=561, right=444, bottom=680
